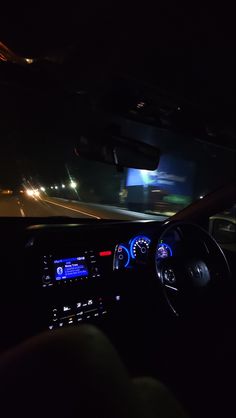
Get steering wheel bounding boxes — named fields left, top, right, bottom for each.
left=154, top=221, right=232, bottom=318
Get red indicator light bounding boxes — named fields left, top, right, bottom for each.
left=99, top=251, right=112, bottom=257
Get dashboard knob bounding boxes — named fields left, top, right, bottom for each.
left=42, top=274, right=52, bottom=284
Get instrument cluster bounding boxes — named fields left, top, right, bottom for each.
left=113, top=234, right=173, bottom=270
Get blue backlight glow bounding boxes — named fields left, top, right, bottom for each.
left=54, top=256, right=88, bottom=280
left=157, top=242, right=173, bottom=258
left=119, top=245, right=130, bottom=267
left=130, top=235, right=151, bottom=259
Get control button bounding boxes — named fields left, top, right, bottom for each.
left=63, top=306, right=72, bottom=312
left=88, top=299, right=93, bottom=305
left=59, top=322, right=64, bottom=327
left=49, top=325, right=54, bottom=330
left=91, top=266, right=99, bottom=275
left=115, top=295, right=121, bottom=301
left=76, top=311, right=83, bottom=316
left=76, top=302, right=82, bottom=308
left=163, top=268, right=176, bottom=284
left=42, top=274, right=52, bottom=284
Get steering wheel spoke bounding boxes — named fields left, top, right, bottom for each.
left=155, top=222, right=231, bottom=317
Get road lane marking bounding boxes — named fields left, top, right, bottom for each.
left=20, top=208, right=25, bottom=217
left=43, top=199, right=101, bottom=219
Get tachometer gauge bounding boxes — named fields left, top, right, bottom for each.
left=113, top=245, right=130, bottom=270
left=156, top=242, right=173, bottom=259
left=130, top=235, right=151, bottom=261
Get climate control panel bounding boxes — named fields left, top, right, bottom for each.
left=48, top=295, right=121, bottom=330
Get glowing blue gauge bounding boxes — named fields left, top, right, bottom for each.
left=156, top=242, right=173, bottom=259
left=130, top=235, right=151, bottom=260
left=113, top=245, right=130, bottom=270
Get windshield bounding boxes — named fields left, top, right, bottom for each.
left=0, top=125, right=235, bottom=219
left=0, top=4, right=235, bottom=219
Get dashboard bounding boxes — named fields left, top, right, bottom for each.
left=0, top=216, right=234, bottom=418
left=34, top=222, right=168, bottom=332
left=0, top=217, right=232, bottom=353
left=0, top=219, right=177, bottom=344
left=29, top=221, right=184, bottom=334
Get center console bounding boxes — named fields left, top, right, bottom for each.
left=42, top=250, right=101, bottom=287
left=40, top=249, right=121, bottom=331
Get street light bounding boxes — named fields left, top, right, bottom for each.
left=62, top=184, right=65, bottom=188
left=70, top=181, right=77, bottom=189
left=26, top=189, right=34, bottom=196
left=50, top=186, right=54, bottom=189
left=55, top=186, right=58, bottom=190
left=40, top=187, right=45, bottom=192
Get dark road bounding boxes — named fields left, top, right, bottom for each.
left=0, top=195, right=166, bottom=221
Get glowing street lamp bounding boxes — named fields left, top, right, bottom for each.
left=70, top=181, right=77, bottom=189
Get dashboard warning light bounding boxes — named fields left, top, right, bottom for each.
left=99, top=250, right=112, bottom=257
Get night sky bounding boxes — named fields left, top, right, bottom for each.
left=0, top=3, right=235, bottom=189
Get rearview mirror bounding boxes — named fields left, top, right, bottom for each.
left=75, top=134, right=160, bottom=170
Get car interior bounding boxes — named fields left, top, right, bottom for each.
left=0, top=4, right=235, bottom=418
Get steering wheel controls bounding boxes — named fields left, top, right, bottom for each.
left=163, top=268, right=176, bottom=285
left=156, top=221, right=231, bottom=316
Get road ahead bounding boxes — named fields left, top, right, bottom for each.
left=0, top=195, right=166, bottom=221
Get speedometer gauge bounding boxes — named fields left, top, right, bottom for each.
left=156, top=242, right=173, bottom=259
left=130, top=235, right=151, bottom=261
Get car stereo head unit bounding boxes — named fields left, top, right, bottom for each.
left=54, top=257, right=88, bottom=281
left=42, top=250, right=100, bottom=287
